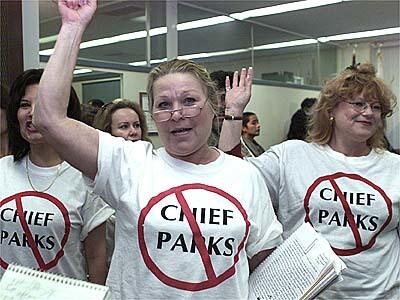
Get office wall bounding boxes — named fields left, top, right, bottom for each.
left=246, top=84, right=319, bottom=149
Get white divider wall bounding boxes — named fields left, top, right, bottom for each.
left=245, top=84, right=320, bottom=149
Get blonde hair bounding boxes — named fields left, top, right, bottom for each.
left=308, top=63, right=397, bottom=149
left=93, top=98, right=151, bottom=142
left=146, top=59, right=218, bottom=114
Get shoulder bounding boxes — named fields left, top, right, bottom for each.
left=0, top=155, right=17, bottom=171
left=222, top=151, right=262, bottom=176
left=375, top=149, right=400, bottom=164
left=267, top=139, right=311, bottom=154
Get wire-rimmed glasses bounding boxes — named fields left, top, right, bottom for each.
left=152, top=102, right=207, bottom=122
left=344, top=100, right=382, bottom=114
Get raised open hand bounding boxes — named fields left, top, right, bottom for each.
left=57, top=0, right=97, bottom=26
left=224, top=67, right=253, bottom=115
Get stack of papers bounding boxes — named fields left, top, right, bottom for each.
left=248, top=222, right=346, bottom=300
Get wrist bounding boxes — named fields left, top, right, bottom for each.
left=225, top=107, right=244, bottom=116
left=224, top=115, right=243, bottom=121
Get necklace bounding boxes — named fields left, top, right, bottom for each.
left=26, top=156, right=62, bottom=192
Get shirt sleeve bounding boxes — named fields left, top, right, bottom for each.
left=247, top=144, right=283, bottom=213
left=245, top=163, right=283, bottom=258
left=83, top=130, right=153, bottom=210
left=80, top=190, right=115, bottom=241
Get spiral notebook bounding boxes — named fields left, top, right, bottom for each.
left=0, top=264, right=111, bottom=300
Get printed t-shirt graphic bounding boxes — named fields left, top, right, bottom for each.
left=1, top=191, right=71, bottom=270
left=304, top=172, right=392, bottom=256
left=138, top=183, right=250, bottom=291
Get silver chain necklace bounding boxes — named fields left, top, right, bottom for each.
left=26, top=156, right=62, bottom=192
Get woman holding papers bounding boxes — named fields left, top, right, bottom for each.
left=219, top=63, right=400, bottom=299
left=32, top=1, right=283, bottom=299
left=0, top=69, right=113, bottom=284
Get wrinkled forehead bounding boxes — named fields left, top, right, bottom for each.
left=153, top=72, right=207, bottom=98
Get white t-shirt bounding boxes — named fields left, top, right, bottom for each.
left=87, top=131, right=283, bottom=300
left=0, top=155, right=114, bottom=280
left=249, top=140, right=400, bottom=299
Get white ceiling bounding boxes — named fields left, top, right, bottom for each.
left=39, top=0, right=400, bottom=64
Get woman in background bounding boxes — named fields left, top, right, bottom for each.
left=0, top=69, right=113, bottom=284
left=240, top=112, right=264, bottom=157
left=93, top=98, right=150, bottom=142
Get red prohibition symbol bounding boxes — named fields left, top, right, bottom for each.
left=138, top=183, right=250, bottom=291
left=304, top=172, right=392, bottom=256
left=0, top=191, right=71, bottom=270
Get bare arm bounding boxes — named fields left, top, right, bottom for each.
left=84, top=222, right=107, bottom=284
left=218, top=68, right=253, bottom=152
left=34, top=0, right=98, bottom=179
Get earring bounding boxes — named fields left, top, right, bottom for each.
left=329, top=116, right=334, bottom=122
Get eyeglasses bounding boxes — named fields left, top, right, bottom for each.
left=344, top=101, right=382, bottom=113
left=152, top=102, right=206, bottom=123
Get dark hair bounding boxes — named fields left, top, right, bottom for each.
left=7, top=68, right=81, bottom=161
left=242, top=112, right=256, bottom=128
left=210, top=70, right=234, bottom=91
left=88, top=98, right=105, bottom=108
left=300, top=98, right=317, bottom=110
left=1, top=84, right=10, bottom=110
left=93, top=98, right=150, bottom=142
left=287, top=98, right=317, bottom=140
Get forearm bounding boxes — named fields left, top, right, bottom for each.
left=84, top=223, right=108, bottom=285
left=219, top=108, right=244, bottom=152
left=35, top=24, right=84, bottom=129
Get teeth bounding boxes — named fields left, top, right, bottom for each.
left=172, top=128, right=190, bottom=133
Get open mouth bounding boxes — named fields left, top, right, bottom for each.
left=26, top=121, right=38, bottom=132
left=171, top=127, right=192, bottom=135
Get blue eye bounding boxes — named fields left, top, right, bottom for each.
left=156, top=101, right=172, bottom=110
left=183, top=97, right=196, bottom=106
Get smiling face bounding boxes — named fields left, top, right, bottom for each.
left=17, top=84, right=45, bottom=145
left=152, top=72, right=214, bottom=161
left=331, top=95, right=382, bottom=145
left=110, top=107, right=142, bottom=142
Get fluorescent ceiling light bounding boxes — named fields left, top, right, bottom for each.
left=253, top=39, right=318, bottom=50
left=177, top=16, right=234, bottom=31
left=73, top=68, right=93, bottom=75
left=178, top=49, right=249, bottom=60
left=129, top=58, right=167, bottom=67
left=230, top=0, right=346, bottom=20
left=39, top=34, right=58, bottom=44
left=40, top=26, right=167, bottom=55
left=39, top=0, right=347, bottom=53
left=318, top=27, right=400, bottom=42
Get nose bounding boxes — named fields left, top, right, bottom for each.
left=361, top=105, right=374, bottom=116
left=128, top=126, right=138, bottom=137
left=170, top=108, right=184, bottom=121
left=28, top=103, right=35, bottom=116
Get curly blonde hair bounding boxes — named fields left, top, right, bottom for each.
left=308, top=63, right=397, bottom=149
